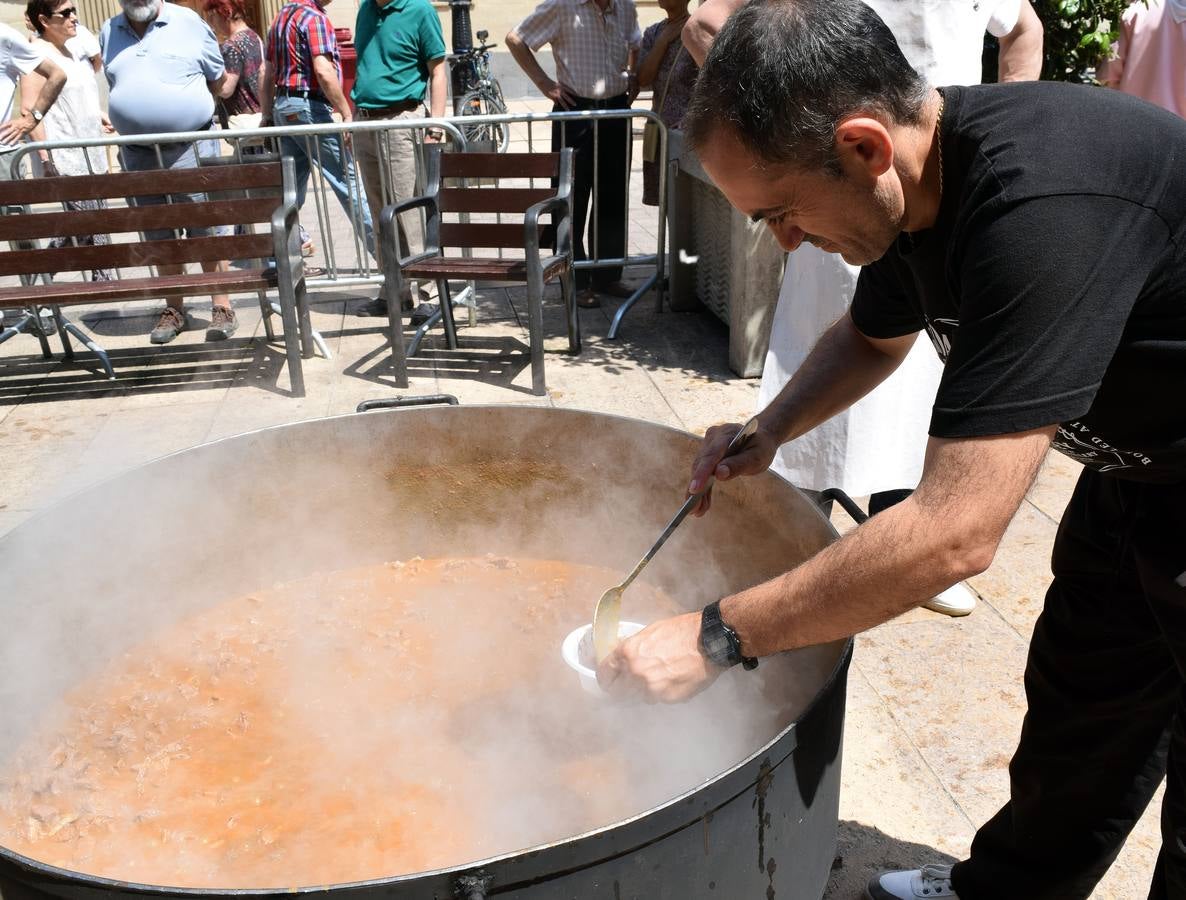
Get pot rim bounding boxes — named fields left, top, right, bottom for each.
left=0, top=405, right=852, bottom=895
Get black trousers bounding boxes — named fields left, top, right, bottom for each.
left=550, top=93, right=629, bottom=290
left=952, top=470, right=1186, bottom=899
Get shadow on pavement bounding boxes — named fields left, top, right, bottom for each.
left=826, top=820, right=960, bottom=898
left=0, top=338, right=293, bottom=404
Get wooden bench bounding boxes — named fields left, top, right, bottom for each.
left=382, top=148, right=577, bottom=396
left=0, top=155, right=311, bottom=396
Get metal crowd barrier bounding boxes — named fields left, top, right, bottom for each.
left=4, top=108, right=670, bottom=371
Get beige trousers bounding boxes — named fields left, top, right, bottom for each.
left=354, top=105, right=436, bottom=303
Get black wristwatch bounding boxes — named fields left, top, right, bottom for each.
left=698, top=600, right=758, bottom=671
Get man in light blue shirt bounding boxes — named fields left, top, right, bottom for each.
left=101, top=0, right=225, bottom=135
left=100, top=0, right=238, bottom=344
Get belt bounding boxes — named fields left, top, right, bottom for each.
left=356, top=99, right=422, bottom=119
left=125, top=119, right=212, bottom=151
left=572, top=92, right=629, bottom=108
left=275, top=86, right=329, bottom=104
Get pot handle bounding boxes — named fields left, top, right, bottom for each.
left=356, top=394, right=459, bottom=413
left=817, top=488, right=868, bottom=524
left=453, top=872, right=493, bottom=899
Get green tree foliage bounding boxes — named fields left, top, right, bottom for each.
left=1031, top=0, right=1134, bottom=82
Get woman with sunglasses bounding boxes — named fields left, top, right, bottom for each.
left=21, top=0, right=114, bottom=281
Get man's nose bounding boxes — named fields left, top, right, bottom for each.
left=769, top=220, right=805, bottom=252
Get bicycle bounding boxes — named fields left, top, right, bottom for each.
left=449, top=30, right=510, bottom=153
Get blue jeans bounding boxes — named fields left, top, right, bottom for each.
left=273, top=95, right=375, bottom=257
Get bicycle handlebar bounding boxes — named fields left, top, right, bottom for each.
left=449, top=42, right=498, bottom=61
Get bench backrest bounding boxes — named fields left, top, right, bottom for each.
left=428, top=151, right=569, bottom=252
left=0, top=158, right=287, bottom=279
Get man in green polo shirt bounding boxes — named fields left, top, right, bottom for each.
left=352, top=0, right=446, bottom=322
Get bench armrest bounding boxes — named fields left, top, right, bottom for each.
left=380, top=194, right=440, bottom=268
left=525, top=195, right=571, bottom=259
left=271, top=203, right=301, bottom=258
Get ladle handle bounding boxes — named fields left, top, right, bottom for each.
left=617, top=416, right=761, bottom=593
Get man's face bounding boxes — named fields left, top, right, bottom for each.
left=119, top=0, right=161, bottom=23
left=697, top=128, right=905, bottom=267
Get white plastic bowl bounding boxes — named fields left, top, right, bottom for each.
left=561, top=621, right=646, bottom=696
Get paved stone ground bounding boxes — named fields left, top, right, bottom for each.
left=0, top=107, right=1163, bottom=900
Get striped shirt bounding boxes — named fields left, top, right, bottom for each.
left=512, top=0, right=641, bottom=99
left=265, top=0, right=340, bottom=93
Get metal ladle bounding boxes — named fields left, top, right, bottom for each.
left=591, top=416, right=761, bottom=663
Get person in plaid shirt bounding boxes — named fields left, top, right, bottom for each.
left=260, top=0, right=374, bottom=258
left=506, top=0, right=641, bottom=308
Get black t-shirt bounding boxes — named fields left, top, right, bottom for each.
left=851, top=82, right=1186, bottom=483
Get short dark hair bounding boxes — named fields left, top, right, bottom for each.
left=684, top=0, right=929, bottom=172
left=25, top=0, right=61, bottom=33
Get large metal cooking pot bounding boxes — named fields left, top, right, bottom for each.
left=0, top=406, right=851, bottom=900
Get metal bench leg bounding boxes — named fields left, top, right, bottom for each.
left=52, top=307, right=74, bottom=360
left=257, top=289, right=276, bottom=343
left=560, top=266, right=580, bottom=353
left=275, top=277, right=306, bottom=398
left=58, top=317, right=115, bottom=380
left=0, top=310, right=38, bottom=352
left=295, top=275, right=316, bottom=361
left=269, top=298, right=330, bottom=360
left=385, top=302, right=409, bottom=390
left=438, top=279, right=458, bottom=350
left=31, top=314, right=52, bottom=358
left=526, top=276, right=546, bottom=397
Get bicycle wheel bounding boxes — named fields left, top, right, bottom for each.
left=457, top=88, right=510, bottom=153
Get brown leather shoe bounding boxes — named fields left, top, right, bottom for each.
left=150, top=306, right=188, bottom=344
left=206, top=306, right=238, bottom=341
left=576, top=288, right=601, bottom=309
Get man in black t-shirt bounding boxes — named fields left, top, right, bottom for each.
left=593, top=0, right=1186, bottom=897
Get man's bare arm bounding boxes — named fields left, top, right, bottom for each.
left=215, top=71, right=239, bottom=99
left=682, top=0, right=744, bottom=65
left=997, top=0, right=1044, bottom=82
left=505, top=29, right=577, bottom=108
left=311, top=54, right=352, bottom=121
left=426, top=56, right=447, bottom=118
left=688, top=314, right=915, bottom=515
left=600, top=425, right=1055, bottom=702
left=727, top=426, right=1055, bottom=655
left=259, top=59, right=275, bottom=121
left=1, top=57, right=66, bottom=145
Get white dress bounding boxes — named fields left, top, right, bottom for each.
left=757, top=0, right=1023, bottom=496
left=37, top=43, right=107, bottom=177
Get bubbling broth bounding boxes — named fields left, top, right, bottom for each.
left=0, top=557, right=801, bottom=889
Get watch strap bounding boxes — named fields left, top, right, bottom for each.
left=699, top=600, right=758, bottom=671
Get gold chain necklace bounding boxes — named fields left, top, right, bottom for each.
left=935, top=92, right=945, bottom=201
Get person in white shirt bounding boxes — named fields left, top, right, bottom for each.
left=683, top=0, right=1043, bottom=618
left=66, top=21, right=102, bottom=74
left=0, top=22, right=65, bottom=173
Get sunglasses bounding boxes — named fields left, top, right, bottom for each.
left=48, top=6, right=78, bottom=17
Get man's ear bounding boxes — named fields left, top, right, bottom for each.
left=834, top=117, right=895, bottom=183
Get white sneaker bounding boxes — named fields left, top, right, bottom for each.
left=866, top=864, right=959, bottom=899
left=923, top=581, right=977, bottom=617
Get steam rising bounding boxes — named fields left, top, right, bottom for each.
left=0, top=408, right=840, bottom=889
